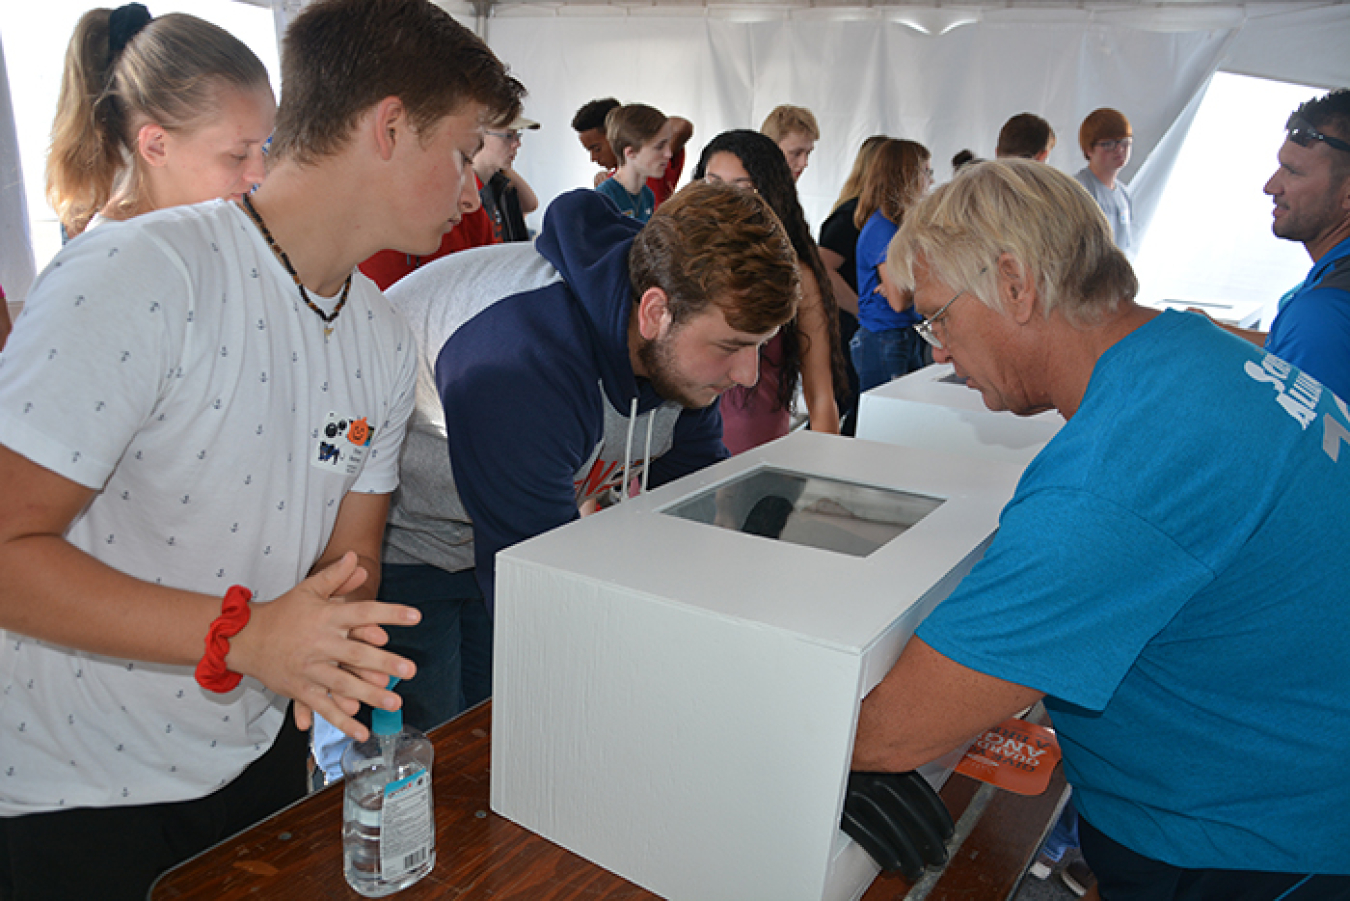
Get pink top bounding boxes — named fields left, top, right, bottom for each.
left=719, top=334, right=790, bottom=455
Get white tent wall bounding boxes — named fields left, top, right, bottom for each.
left=1225, top=3, right=1350, bottom=90
left=478, top=6, right=1249, bottom=240
left=0, top=2, right=1346, bottom=306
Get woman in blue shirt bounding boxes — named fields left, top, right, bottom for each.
left=851, top=139, right=933, bottom=391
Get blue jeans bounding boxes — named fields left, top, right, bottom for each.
left=1040, top=797, right=1080, bottom=862
left=380, top=562, right=493, bottom=732
left=850, top=325, right=928, bottom=393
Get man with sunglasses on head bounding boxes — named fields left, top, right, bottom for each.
left=1260, top=89, right=1350, bottom=402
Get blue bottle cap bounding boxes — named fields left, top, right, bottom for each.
left=371, top=676, right=402, bottom=736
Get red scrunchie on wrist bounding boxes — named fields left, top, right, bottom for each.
left=195, top=585, right=253, bottom=693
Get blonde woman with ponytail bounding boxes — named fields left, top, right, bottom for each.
left=46, top=3, right=274, bottom=237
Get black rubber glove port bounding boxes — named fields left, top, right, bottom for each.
left=841, top=771, right=955, bottom=881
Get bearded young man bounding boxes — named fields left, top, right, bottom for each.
left=363, top=182, right=800, bottom=733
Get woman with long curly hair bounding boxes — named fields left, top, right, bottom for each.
left=693, top=129, right=847, bottom=452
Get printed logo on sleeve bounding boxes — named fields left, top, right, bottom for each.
left=1244, top=352, right=1350, bottom=463
left=313, top=412, right=375, bottom=476
left=1244, top=354, right=1321, bottom=429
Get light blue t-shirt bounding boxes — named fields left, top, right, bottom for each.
left=918, top=310, right=1350, bottom=874
left=1075, top=167, right=1133, bottom=256
left=595, top=176, right=655, bottom=223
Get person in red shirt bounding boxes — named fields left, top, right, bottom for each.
left=359, top=172, right=498, bottom=291
left=571, top=96, right=693, bottom=205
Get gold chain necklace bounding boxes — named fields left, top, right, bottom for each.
left=240, top=194, right=351, bottom=338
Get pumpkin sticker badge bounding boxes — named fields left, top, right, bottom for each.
left=313, top=412, right=376, bottom=476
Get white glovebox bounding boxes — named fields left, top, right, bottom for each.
left=490, top=430, right=1024, bottom=901
left=856, top=362, right=1063, bottom=466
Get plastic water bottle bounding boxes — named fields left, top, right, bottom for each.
left=342, top=678, right=435, bottom=897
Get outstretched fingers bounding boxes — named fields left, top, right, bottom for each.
left=224, top=554, right=420, bottom=738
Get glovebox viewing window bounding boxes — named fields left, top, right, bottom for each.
left=662, top=467, right=944, bottom=558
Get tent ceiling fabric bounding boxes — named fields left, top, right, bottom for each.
left=457, top=0, right=1345, bottom=246
left=461, top=0, right=1347, bottom=9
left=2, top=0, right=1344, bottom=307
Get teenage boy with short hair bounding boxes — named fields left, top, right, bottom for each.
left=594, top=103, right=672, bottom=222
left=572, top=97, right=693, bottom=203
left=377, top=182, right=801, bottom=731
left=0, top=0, right=522, bottom=896
left=474, top=114, right=541, bottom=243
left=995, top=112, right=1056, bottom=161
left=761, top=104, right=820, bottom=182
left=1074, top=107, right=1135, bottom=254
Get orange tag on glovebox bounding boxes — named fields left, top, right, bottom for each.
left=955, top=717, right=1061, bottom=796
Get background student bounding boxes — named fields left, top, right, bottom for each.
left=695, top=129, right=846, bottom=450
left=594, top=103, right=673, bottom=222
left=851, top=138, right=934, bottom=392
left=571, top=96, right=693, bottom=203
left=760, top=104, right=819, bottom=182
left=46, top=4, right=274, bottom=238
left=1074, top=108, right=1135, bottom=255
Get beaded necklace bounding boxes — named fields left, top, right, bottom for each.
left=240, top=194, right=351, bottom=338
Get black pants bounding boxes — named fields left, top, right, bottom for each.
left=1081, top=816, right=1350, bottom=901
left=0, top=711, right=307, bottom=901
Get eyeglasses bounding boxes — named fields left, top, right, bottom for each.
left=486, top=130, right=522, bottom=145
left=1286, top=114, right=1350, bottom=155
left=1093, top=137, right=1133, bottom=152
left=913, top=287, right=968, bottom=350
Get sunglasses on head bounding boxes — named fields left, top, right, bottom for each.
left=1286, top=114, right=1350, bottom=155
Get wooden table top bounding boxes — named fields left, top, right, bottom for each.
left=151, top=702, right=1066, bottom=901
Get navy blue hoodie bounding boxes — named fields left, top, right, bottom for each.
left=383, top=189, right=728, bottom=609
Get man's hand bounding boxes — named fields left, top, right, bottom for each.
left=841, top=770, right=954, bottom=881
left=225, top=552, right=420, bottom=741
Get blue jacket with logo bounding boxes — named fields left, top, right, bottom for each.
left=1266, top=234, right=1350, bottom=402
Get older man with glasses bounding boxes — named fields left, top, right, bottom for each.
left=850, top=159, right=1350, bottom=901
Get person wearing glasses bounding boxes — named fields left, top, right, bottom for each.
left=474, top=115, right=540, bottom=243
left=1192, top=89, right=1350, bottom=405
left=851, top=159, right=1350, bottom=901
left=1074, top=108, right=1135, bottom=255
